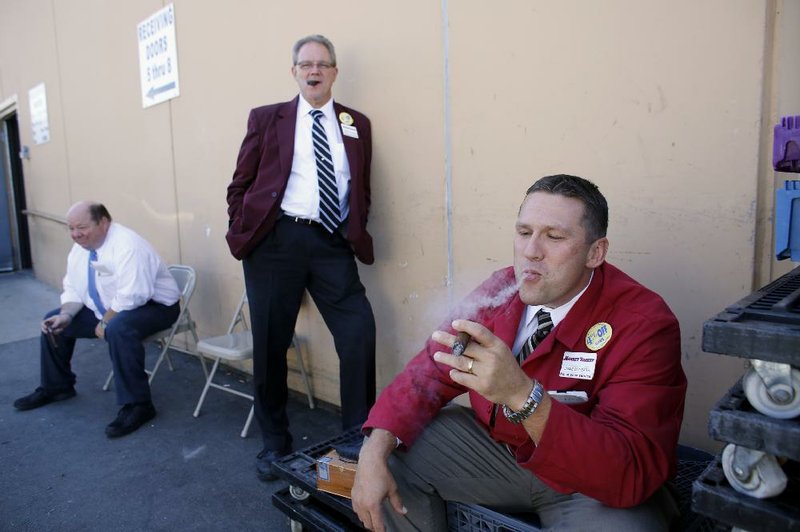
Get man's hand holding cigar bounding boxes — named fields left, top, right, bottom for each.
left=431, top=319, right=536, bottom=414
left=41, top=313, right=71, bottom=336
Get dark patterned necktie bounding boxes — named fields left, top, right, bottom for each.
left=310, top=109, right=341, bottom=233
left=517, top=309, right=553, bottom=363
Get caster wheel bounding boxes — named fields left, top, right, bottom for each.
left=743, top=366, right=800, bottom=419
left=289, top=518, right=304, bottom=532
left=721, top=444, right=787, bottom=499
left=289, top=484, right=311, bottom=502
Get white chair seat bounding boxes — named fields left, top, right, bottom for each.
left=196, top=331, right=253, bottom=361
left=192, top=289, right=314, bottom=438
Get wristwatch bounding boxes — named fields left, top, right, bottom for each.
left=502, top=379, right=544, bottom=424
left=99, top=320, right=108, bottom=330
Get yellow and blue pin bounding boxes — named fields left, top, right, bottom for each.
left=585, top=322, right=612, bottom=351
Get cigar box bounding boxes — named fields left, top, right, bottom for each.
left=316, top=449, right=358, bottom=499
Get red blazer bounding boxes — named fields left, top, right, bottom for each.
left=226, top=96, right=373, bottom=263
left=364, top=262, right=687, bottom=508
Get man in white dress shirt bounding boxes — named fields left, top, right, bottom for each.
left=13, top=201, right=181, bottom=438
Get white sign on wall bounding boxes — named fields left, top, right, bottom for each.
left=28, top=83, right=50, bottom=145
left=137, top=4, right=180, bottom=109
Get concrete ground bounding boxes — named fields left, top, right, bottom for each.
left=0, top=270, right=342, bottom=531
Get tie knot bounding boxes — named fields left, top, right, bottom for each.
left=90, top=250, right=98, bottom=261
left=534, top=310, right=553, bottom=345
left=535, top=309, right=552, bottom=326
left=310, top=109, right=323, bottom=122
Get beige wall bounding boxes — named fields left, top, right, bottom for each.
left=0, top=0, right=796, bottom=451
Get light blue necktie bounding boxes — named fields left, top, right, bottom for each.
left=87, top=250, right=107, bottom=316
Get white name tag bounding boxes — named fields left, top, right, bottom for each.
left=341, top=124, right=359, bottom=138
left=91, top=262, right=113, bottom=276
left=559, top=351, right=597, bottom=380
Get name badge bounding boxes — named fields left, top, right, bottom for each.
left=559, top=351, right=597, bottom=380
left=91, top=262, right=113, bottom=276
left=341, top=124, right=359, bottom=138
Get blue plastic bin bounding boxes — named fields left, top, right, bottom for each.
left=775, top=180, right=800, bottom=261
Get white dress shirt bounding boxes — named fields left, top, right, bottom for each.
left=281, top=95, right=352, bottom=222
left=60, top=222, right=181, bottom=319
left=510, top=272, right=594, bottom=355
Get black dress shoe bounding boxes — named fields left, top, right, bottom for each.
left=13, top=387, right=76, bottom=411
left=105, top=402, right=156, bottom=438
left=256, top=446, right=291, bottom=482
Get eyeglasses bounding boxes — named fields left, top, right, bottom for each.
left=296, top=61, right=334, bottom=71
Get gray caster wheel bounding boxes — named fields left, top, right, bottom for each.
left=721, top=443, right=787, bottom=499
left=289, top=484, right=311, bottom=502
left=743, top=363, right=800, bottom=419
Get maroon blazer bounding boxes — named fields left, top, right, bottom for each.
left=225, top=96, right=374, bottom=264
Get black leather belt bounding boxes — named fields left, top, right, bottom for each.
left=284, top=216, right=323, bottom=228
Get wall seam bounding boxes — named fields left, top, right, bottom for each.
left=167, top=99, right=182, bottom=264
left=442, top=0, right=454, bottom=308
left=165, top=0, right=182, bottom=264
left=753, top=0, right=779, bottom=289
left=50, top=0, right=72, bottom=204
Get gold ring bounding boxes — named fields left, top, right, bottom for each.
left=466, top=358, right=474, bottom=374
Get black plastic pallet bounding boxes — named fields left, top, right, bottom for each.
left=272, top=427, right=364, bottom=527
left=702, top=266, right=800, bottom=363
left=692, top=456, right=800, bottom=531
left=273, top=487, right=360, bottom=532
left=708, top=379, right=800, bottom=461
left=271, top=429, right=720, bottom=531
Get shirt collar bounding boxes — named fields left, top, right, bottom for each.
left=298, top=95, right=335, bottom=122
left=522, top=270, right=595, bottom=329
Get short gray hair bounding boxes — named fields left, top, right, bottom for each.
left=292, top=34, right=337, bottom=66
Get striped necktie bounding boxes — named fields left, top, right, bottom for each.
left=310, top=109, right=341, bottom=233
left=87, top=250, right=107, bottom=316
left=517, top=309, right=553, bottom=363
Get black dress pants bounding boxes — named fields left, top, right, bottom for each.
left=243, top=217, right=376, bottom=451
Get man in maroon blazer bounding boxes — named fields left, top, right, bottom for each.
left=226, top=34, right=376, bottom=482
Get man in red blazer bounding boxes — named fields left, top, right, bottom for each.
left=226, top=34, right=376, bottom=482
left=352, top=175, right=686, bottom=531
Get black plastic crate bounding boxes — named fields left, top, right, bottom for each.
left=673, top=453, right=728, bottom=532
left=702, top=266, right=800, bottom=363
left=708, top=379, right=800, bottom=461
left=446, top=502, right=540, bottom=531
left=692, top=455, right=800, bottom=531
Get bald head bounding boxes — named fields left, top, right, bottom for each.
left=66, top=201, right=112, bottom=250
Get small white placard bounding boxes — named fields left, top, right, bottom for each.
left=28, top=83, right=50, bottom=145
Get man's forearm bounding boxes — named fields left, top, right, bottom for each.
left=60, top=302, right=84, bottom=319
left=360, top=428, right=398, bottom=464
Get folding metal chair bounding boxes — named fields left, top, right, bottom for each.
left=103, top=264, right=206, bottom=391
left=192, top=289, right=315, bottom=438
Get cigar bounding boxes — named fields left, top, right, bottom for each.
left=452, top=331, right=472, bottom=357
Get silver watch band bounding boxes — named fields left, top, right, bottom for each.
left=502, top=379, right=544, bottom=424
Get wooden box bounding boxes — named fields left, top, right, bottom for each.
left=316, top=449, right=358, bottom=499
